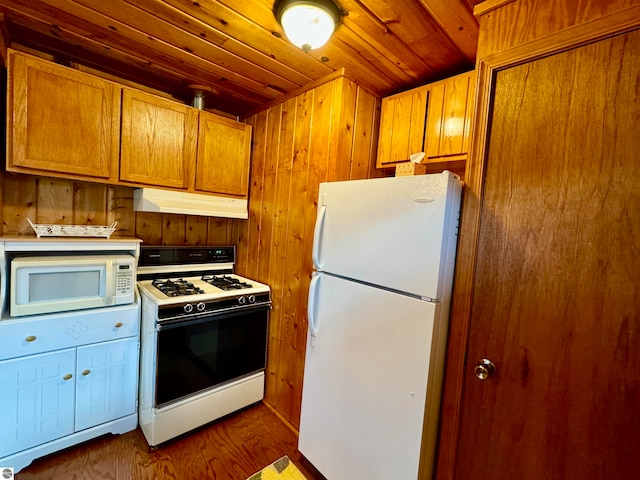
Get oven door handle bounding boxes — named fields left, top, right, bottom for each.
left=157, top=303, right=271, bottom=330
left=307, top=273, right=320, bottom=345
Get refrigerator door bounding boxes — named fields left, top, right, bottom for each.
left=299, top=273, right=447, bottom=480
left=312, top=171, right=461, bottom=300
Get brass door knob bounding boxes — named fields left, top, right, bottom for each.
left=81, top=369, right=91, bottom=376
left=474, top=359, right=496, bottom=380
left=25, top=335, right=37, bottom=342
left=63, top=374, right=73, bottom=381
left=115, top=322, right=123, bottom=328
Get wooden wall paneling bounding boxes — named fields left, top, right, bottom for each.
left=264, top=98, right=295, bottom=407
left=350, top=87, right=382, bottom=180
left=134, top=211, right=163, bottom=244
left=161, top=214, right=186, bottom=245
left=257, top=106, right=284, bottom=282
left=207, top=217, right=233, bottom=245
left=328, top=78, right=358, bottom=183
left=242, top=111, right=267, bottom=280
left=185, top=215, right=209, bottom=245
left=106, top=186, right=135, bottom=238
left=475, top=0, right=640, bottom=58
left=36, top=177, right=73, bottom=225
left=285, top=80, right=337, bottom=426
left=272, top=88, right=313, bottom=423
left=71, top=181, right=107, bottom=226
left=235, top=75, right=381, bottom=429
left=1, top=173, right=36, bottom=235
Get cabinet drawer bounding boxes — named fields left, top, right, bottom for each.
left=0, top=303, right=140, bottom=360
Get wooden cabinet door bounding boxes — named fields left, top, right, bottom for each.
left=8, top=51, right=120, bottom=180
left=425, top=70, right=475, bottom=159
left=120, top=89, right=198, bottom=189
left=195, top=111, right=252, bottom=197
left=455, top=30, right=640, bottom=479
left=0, top=349, right=76, bottom=457
left=75, top=337, right=139, bottom=431
left=376, top=86, right=428, bottom=168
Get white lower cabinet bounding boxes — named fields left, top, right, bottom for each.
left=0, top=349, right=76, bottom=458
left=0, top=303, right=140, bottom=473
left=75, top=338, right=138, bottom=431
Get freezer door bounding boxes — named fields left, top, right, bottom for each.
left=312, top=171, right=461, bottom=299
left=299, top=273, right=447, bottom=480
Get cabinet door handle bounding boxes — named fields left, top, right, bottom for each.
left=63, top=374, right=73, bottom=381
left=115, top=322, right=123, bottom=328
left=81, top=369, right=91, bottom=376
left=25, top=335, right=37, bottom=342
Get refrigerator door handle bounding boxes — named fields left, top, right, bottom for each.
left=307, top=274, right=320, bottom=345
left=312, top=201, right=327, bottom=270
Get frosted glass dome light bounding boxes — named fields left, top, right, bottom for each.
left=274, top=0, right=342, bottom=52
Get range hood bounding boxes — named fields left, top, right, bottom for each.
left=133, top=188, right=248, bottom=219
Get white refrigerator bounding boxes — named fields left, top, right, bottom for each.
left=298, top=171, right=462, bottom=480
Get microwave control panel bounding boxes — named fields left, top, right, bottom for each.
left=115, top=261, right=134, bottom=295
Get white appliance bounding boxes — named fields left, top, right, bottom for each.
left=136, top=246, right=271, bottom=447
left=10, top=254, right=135, bottom=317
left=298, top=171, right=462, bottom=480
left=0, top=238, right=141, bottom=473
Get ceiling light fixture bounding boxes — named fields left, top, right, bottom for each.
left=273, top=0, right=342, bottom=52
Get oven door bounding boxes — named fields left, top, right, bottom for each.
left=155, top=304, right=269, bottom=408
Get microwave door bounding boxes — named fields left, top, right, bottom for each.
left=11, top=258, right=110, bottom=316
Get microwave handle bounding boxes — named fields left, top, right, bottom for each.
left=104, top=260, right=116, bottom=305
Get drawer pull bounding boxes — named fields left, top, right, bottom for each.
left=82, top=369, right=91, bottom=376
left=115, top=322, right=123, bottom=328
left=63, top=374, right=73, bottom=381
left=25, top=335, right=37, bottom=342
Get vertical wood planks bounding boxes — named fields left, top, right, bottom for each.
left=2, top=173, right=36, bottom=235
left=237, top=75, right=382, bottom=428
left=0, top=170, right=236, bottom=244
left=0, top=72, right=382, bottom=432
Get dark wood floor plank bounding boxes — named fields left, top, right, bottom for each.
left=15, top=403, right=324, bottom=480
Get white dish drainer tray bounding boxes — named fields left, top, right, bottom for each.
left=27, top=218, right=118, bottom=238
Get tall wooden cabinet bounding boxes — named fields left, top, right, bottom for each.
left=437, top=1, right=640, bottom=479
left=7, top=51, right=121, bottom=182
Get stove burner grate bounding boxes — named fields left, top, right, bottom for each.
left=152, top=278, right=205, bottom=297
left=202, top=275, right=253, bottom=291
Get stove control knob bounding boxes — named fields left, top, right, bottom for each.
left=238, top=296, right=247, bottom=305
left=248, top=295, right=256, bottom=303
left=183, top=303, right=194, bottom=314
left=196, top=302, right=206, bottom=312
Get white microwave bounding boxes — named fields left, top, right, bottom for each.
left=10, top=254, right=136, bottom=317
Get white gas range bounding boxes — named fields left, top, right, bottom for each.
left=136, top=246, right=271, bottom=447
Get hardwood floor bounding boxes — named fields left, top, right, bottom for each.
left=15, top=403, right=325, bottom=480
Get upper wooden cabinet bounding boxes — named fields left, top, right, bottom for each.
left=120, top=88, right=198, bottom=189
left=375, top=70, right=476, bottom=170
left=196, top=112, right=252, bottom=197
left=425, top=70, right=476, bottom=160
left=5, top=50, right=253, bottom=201
left=376, top=86, right=428, bottom=168
left=7, top=51, right=121, bottom=181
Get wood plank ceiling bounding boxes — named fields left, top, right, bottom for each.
left=0, top=0, right=481, bottom=116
